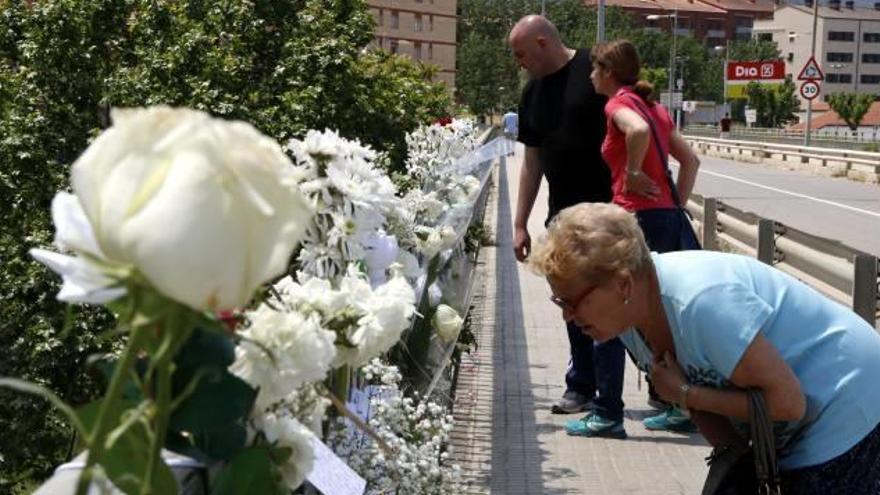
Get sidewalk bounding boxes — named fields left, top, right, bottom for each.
left=450, top=144, right=711, bottom=494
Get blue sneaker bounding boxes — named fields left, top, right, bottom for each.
left=643, top=407, right=698, bottom=433
left=564, top=412, right=627, bottom=439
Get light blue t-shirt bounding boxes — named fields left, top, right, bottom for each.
left=623, top=251, right=880, bottom=470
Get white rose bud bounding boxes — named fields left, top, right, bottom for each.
left=70, top=106, right=312, bottom=311
left=433, top=304, right=463, bottom=344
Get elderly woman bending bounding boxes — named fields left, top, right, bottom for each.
left=530, top=202, right=880, bottom=494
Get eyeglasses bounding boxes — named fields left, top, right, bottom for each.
left=549, top=284, right=597, bottom=313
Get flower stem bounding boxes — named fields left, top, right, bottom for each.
left=75, top=324, right=146, bottom=495
left=141, top=348, right=172, bottom=494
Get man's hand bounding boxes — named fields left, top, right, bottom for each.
left=513, top=226, right=531, bottom=262
left=624, top=170, right=661, bottom=201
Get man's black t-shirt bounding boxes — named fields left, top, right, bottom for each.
left=517, top=49, right=612, bottom=221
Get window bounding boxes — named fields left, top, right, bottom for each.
left=429, top=15, right=434, bottom=31
left=865, top=33, right=880, bottom=43
left=706, top=19, right=724, bottom=31
left=826, top=73, right=853, bottom=83
left=758, top=33, right=773, bottom=42
left=828, top=31, right=855, bottom=42
left=862, top=74, right=880, bottom=84
left=414, top=14, right=423, bottom=32
left=735, top=16, right=753, bottom=28
left=414, top=41, right=422, bottom=59
left=390, top=39, right=399, bottom=54
left=863, top=53, right=880, bottom=63
left=827, top=52, right=854, bottom=62
left=378, top=9, right=383, bottom=26
left=390, top=10, right=399, bottom=29
left=428, top=43, right=433, bottom=59
left=787, top=52, right=794, bottom=62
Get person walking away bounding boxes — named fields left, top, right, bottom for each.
left=508, top=15, right=626, bottom=438
left=719, top=112, right=732, bottom=139
left=530, top=202, right=880, bottom=494
left=502, top=109, right=518, bottom=156
left=587, top=39, right=701, bottom=434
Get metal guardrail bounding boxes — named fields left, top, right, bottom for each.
left=684, top=135, right=880, bottom=183
left=685, top=124, right=880, bottom=146
left=687, top=194, right=879, bottom=327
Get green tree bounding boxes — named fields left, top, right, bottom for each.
left=745, top=78, right=800, bottom=128
left=826, top=92, right=876, bottom=131
left=0, top=0, right=448, bottom=491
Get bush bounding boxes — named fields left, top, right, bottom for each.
left=0, top=0, right=449, bottom=490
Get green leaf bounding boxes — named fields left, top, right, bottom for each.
left=76, top=399, right=178, bottom=495
left=175, top=327, right=236, bottom=370
left=211, top=447, right=285, bottom=495
left=193, top=422, right=248, bottom=462
left=170, top=370, right=255, bottom=433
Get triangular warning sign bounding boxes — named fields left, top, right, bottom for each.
left=798, top=56, right=824, bottom=81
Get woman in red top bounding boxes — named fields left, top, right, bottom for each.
left=588, top=39, right=701, bottom=432
left=589, top=40, right=700, bottom=248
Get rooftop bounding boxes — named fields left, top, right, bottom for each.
left=789, top=101, right=880, bottom=130
left=584, top=0, right=726, bottom=14
left=696, top=0, right=778, bottom=15
left=786, top=4, right=880, bottom=20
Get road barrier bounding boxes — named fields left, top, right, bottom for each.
left=685, top=124, right=880, bottom=149
left=683, top=135, right=880, bottom=183
left=687, top=194, right=879, bottom=327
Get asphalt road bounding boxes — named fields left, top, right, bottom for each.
left=676, top=155, right=880, bottom=257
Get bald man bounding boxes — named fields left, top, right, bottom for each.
left=509, top=16, right=626, bottom=439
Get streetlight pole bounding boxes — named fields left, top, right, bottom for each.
left=669, top=5, right=678, bottom=130
left=598, top=0, right=606, bottom=42
left=804, top=0, right=819, bottom=147
left=541, top=0, right=546, bottom=16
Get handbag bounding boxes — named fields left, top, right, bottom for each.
left=622, top=94, right=701, bottom=250
left=701, top=389, right=782, bottom=495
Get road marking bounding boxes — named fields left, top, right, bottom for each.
left=690, top=167, right=880, bottom=219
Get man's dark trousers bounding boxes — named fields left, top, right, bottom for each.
left=566, top=322, right=626, bottom=421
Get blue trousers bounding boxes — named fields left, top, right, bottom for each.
left=565, top=322, right=626, bottom=421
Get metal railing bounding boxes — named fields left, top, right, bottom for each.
left=685, top=124, right=880, bottom=145
left=687, top=194, right=879, bottom=327
left=683, top=135, right=880, bottom=183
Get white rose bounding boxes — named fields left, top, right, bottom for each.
left=433, top=304, right=463, bottom=344
left=69, top=106, right=312, bottom=311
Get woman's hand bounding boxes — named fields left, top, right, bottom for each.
left=650, top=351, right=688, bottom=406
left=624, top=170, right=660, bottom=201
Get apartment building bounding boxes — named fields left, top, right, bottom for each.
left=754, top=1, right=880, bottom=107
left=369, top=0, right=457, bottom=91
left=584, top=0, right=779, bottom=45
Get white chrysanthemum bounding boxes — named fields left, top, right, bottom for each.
left=231, top=305, right=336, bottom=410
left=333, top=274, right=416, bottom=367
left=250, top=412, right=315, bottom=491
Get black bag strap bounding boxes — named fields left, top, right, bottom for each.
left=748, top=389, right=782, bottom=495
left=621, top=93, right=684, bottom=208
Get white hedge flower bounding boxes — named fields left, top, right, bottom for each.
left=433, top=304, right=463, bottom=344
left=231, top=304, right=336, bottom=410
left=37, top=106, right=312, bottom=311
left=250, top=412, right=315, bottom=491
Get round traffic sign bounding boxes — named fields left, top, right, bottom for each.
left=800, top=81, right=820, bottom=100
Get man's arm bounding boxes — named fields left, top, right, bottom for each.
left=513, top=146, right=542, bottom=262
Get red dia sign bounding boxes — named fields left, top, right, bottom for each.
left=726, top=61, right=786, bottom=81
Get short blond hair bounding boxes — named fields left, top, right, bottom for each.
left=529, top=203, right=651, bottom=284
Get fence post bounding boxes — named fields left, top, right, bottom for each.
left=703, top=198, right=718, bottom=251
left=853, top=254, right=879, bottom=327
left=757, top=219, right=775, bottom=265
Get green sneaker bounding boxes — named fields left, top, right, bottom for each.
left=643, top=407, right=698, bottom=433
left=564, top=412, right=627, bottom=439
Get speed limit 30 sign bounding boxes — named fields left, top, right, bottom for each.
left=800, top=80, right=820, bottom=100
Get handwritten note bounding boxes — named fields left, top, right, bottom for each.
left=306, top=437, right=366, bottom=495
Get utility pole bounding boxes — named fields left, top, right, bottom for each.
left=670, top=4, right=678, bottom=130
left=541, top=0, right=546, bottom=16
left=804, top=0, right=819, bottom=147
left=597, top=0, right=606, bottom=42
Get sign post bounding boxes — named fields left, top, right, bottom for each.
left=802, top=0, right=821, bottom=146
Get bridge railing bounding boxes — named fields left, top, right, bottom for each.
left=685, top=124, right=880, bottom=145
left=686, top=194, right=879, bottom=327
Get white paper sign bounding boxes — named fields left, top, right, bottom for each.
left=306, top=437, right=366, bottom=495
